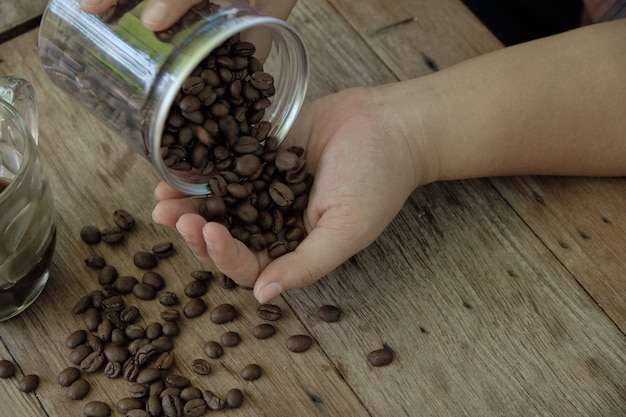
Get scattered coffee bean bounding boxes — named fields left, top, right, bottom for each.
left=101, top=226, right=124, bottom=244
left=0, top=359, right=16, bottom=378
left=316, top=304, right=342, bottom=322
left=154, top=351, right=176, bottom=371
left=117, top=397, right=144, bottom=413
left=80, top=225, right=101, bottom=244
left=159, top=291, right=178, bottom=306
left=191, top=358, right=211, bottom=375
left=252, top=323, right=276, bottom=339
left=85, top=254, right=106, bottom=269
left=286, top=334, right=313, bottom=353
left=240, top=363, right=262, bottom=381
left=113, top=208, right=135, bottom=230
left=256, top=303, right=282, bottom=321
left=160, top=308, right=180, bottom=322
left=203, top=390, right=226, bottom=411
left=84, top=400, right=111, bottom=417
left=210, top=303, right=237, bottom=324
left=162, top=321, right=180, bottom=337
left=152, top=241, right=175, bottom=258
left=166, top=374, right=190, bottom=388
left=184, top=397, right=208, bottom=417
left=183, top=298, right=207, bottom=318
left=161, top=390, right=183, bottom=417
left=190, top=270, right=213, bottom=281
left=69, top=344, right=93, bottom=365
left=220, top=331, right=240, bottom=347
left=184, top=280, right=208, bottom=298
left=180, top=386, right=203, bottom=403
left=98, top=265, right=118, bottom=285
left=104, top=361, right=122, bottom=378
left=133, top=251, right=157, bottom=269
left=129, top=382, right=149, bottom=398
left=133, top=282, right=156, bottom=300
left=114, top=275, right=138, bottom=294
left=217, top=274, right=237, bottom=289
left=18, top=374, right=39, bottom=392
left=203, top=341, right=223, bottom=359
left=57, top=366, right=81, bottom=386
left=66, top=329, right=87, bottom=349
left=126, top=409, right=150, bottom=417
left=142, top=271, right=165, bottom=290
left=66, top=378, right=91, bottom=400
left=225, top=388, right=244, bottom=408
left=367, top=347, right=394, bottom=367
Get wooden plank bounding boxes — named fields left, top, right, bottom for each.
left=0, top=29, right=369, bottom=417
left=0, top=0, right=47, bottom=36
left=492, top=175, right=626, bottom=333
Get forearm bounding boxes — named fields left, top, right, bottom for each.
left=375, top=19, right=626, bottom=186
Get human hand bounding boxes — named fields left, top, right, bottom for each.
left=79, top=0, right=297, bottom=31
left=152, top=86, right=426, bottom=302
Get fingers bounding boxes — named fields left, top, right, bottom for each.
left=172, top=213, right=216, bottom=268
left=79, top=0, right=117, bottom=14
left=201, top=222, right=265, bottom=288
left=253, top=224, right=358, bottom=303
left=141, top=0, right=204, bottom=31
left=152, top=197, right=204, bottom=227
left=154, top=181, right=192, bottom=201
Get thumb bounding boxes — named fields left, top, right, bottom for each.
left=253, top=225, right=361, bottom=303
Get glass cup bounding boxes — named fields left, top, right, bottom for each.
left=38, top=0, right=309, bottom=195
left=0, top=76, right=56, bottom=322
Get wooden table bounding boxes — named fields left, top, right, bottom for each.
left=1, top=1, right=625, bottom=416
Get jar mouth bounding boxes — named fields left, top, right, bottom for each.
left=148, top=16, right=309, bottom=196
left=0, top=99, right=33, bottom=202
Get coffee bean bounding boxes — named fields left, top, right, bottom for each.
left=126, top=409, right=150, bottom=417
left=367, top=347, right=394, bottom=367
left=183, top=298, right=207, bottom=318
left=256, top=303, right=282, bottom=321
left=120, top=306, right=140, bottom=323
left=159, top=291, right=178, bottom=306
left=66, top=329, right=88, bottom=349
left=190, top=270, right=213, bottom=281
left=67, top=378, right=91, bottom=400
left=161, top=390, right=183, bottom=417
left=133, top=251, right=157, bottom=269
left=160, top=308, right=180, bottom=322
left=142, top=271, right=165, bottom=290
left=286, top=334, right=313, bottom=353
left=104, top=361, right=122, bottom=378
left=101, top=226, right=124, bottom=244
left=240, top=363, right=262, bottom=381
left=98, top=265, right=118, bottom=285
left=81, top=351, right=105, bottom=373
left=225, top=388, right=244, bottom=408
left=114, top=275, right=138, bottom=294
left=133, top=282, right=156, bottom=300
left=184, top=280, right=207, bottom=298
left=113, top=208, right=135, bottom=230
left=145, top=322, right=162, bottom=340
left=117, top=397, right=144, bottom=413
left=183, top=398, right=207, bottom=417
left=269, top=181, right=294, bottom=207
left=103, top=345, right=129, bottom=363
left=152, top=241, right=175, bottom=258
left=203, top=341, right=223, bottom=359
left=72, top=295, right=92, bottom=314
left=155, top=351, right=176, bottom=371
left=217, top=274, right=237, bottom=289
left=210, top=303, right=237, bottom=324
left=191, top=358, right=211, bottom=375
left=317, top=304, right=342, bottom=322
left=129, top=382, right=149, bottom=398
left=57, top=366, right=81, bottom=386
left=220, top=331, right=240, bottom=347
left=84, top=400, right=111, bottom=417
left=80, top=225, right=101, bottom=244
left=0, top=359, right=15, bottom=379
left=85, top=254, right=106, bottom=269
left=136, top=368, right=162, bottom=384
left=252, top=323, right=276, bottom=339
left=202, top=390, right=225, bottom=411
left=162, top=321, right=179, bottom=337
left=165, top=374, right=190, bottom=389
left=69, top=344, right=93, bottom=365
left=146, top=395, right=162, bottom=417
left=152, top=336, right=174, bottom=354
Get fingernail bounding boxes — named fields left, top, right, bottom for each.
left=176, top=223, right=194, bottom=243
left=257, top=282, right=283, bottom=303
left=142, top=1, right=168, bottom=26
left=79, top=0, right=103, bottom=8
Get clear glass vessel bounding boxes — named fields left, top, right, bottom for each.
left=38, top=0, right=309, bottom=195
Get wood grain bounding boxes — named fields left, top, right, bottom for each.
left=0, top=0, right=625, bottom=416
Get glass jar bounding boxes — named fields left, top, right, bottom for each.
left=38, top=0, right=309, bottom=195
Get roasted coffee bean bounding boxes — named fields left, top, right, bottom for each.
left=202, top=341, right=223, bottom=359
left=117, top=397, right=144, bottom=413
left=57, top=366, right=81, bottom=386
left=220, top=331, right=240, bottom=347
left=86, top=334, right=104, bottom=352
left=269, top=181, right=294, bottom=207
left=225, top=388, right=244, bottom=409
left=367, top=347, right=394, bottom=367
left=256, top=303, right=282, bottom=321
left=69, top=344, right=93, bottom=365
left=72, top=295, right=92, bottom=314
left=160, top=308, right=180, bottom=322
left=145, top=322, right=162, bottom=340
left=85, top=254, right=106, bottom=269
left=159, top=291, right=178, bottom=306
left=286, top=334, right=313, bottom=353
left=67, top=378, right=91, bottom=400
left=113, top=208, right=135, bottom=230
left=162, top=321, right=179, bottom=337
left=152, top=241, right=175, bottom=258
left=190, top=270, right=213, bottom=281
left=249, top=71, right=274, bottom=90
left=161, top=391, right=183, bottom=417
left=123, top=362, right=140, bottom=382
left=81, top=351, right=105, bottom=373
left=182, top=398, right=207, bottom=417
left=184, top=280, right=207, bottom=298
left=217, top=274, right=237, bottom=289
left=133, top=251, right=157, bottom=269
left=111, top=328, right=127, bottom=345
left=240, top=363, right=262, bottom=381
left=180, top=386, right=203, bottom=403
left=120, top=306, right=140, bottom=324
left=317, top=304, right=342, bottom=322
left=104, top=345, right=129, bottom=363
left=98, top=265, right=118, bottom=285
left=252, top=323, right=276, bottom=340
left=210, top=303, right=237, bottom=324
left=114, top=276, right=138, bottom=294
left=126, top=409, right=150, bottom=417
left=183, top=298, right=207, bottom=318
left=152, top=336, right=174, bottom=354
left=135, top=343, right=157, bottom=367
left=152, top=352, right=174, bottom=371
left=142, top=271, right=165, bottom=290
left=191, top=358, right=211, bottom=375
left=83, top=400, right=111, bottom=417
left=66, top=329, right=87, bottom=349
left=80, top=225, right=102, bottom=244
left=165, top=374, right=189, bottom=389
left=203, top=391, right=225, bottom=411
left=125, top=325, right=146, bottom=340
left=0, top=359, right=14, bottom=379
left=101, top=226, right=124, bottom=244
left=182, top=76, right=204, bottom=95
left=136, top=368, right=162, bottom=384
left=267, top=239, right=289, bottom=259
left=146, top=394, right=163, bottom=417
left=104, top=361, right=123, bottom=378
left=133, top=282, right=156, bottom=300
left=102, top=295, right=125, bottom=312
left=129, top=382, right=149, bottom=399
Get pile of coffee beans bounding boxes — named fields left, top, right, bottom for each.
left=160, top=32, right=312, bottom=258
